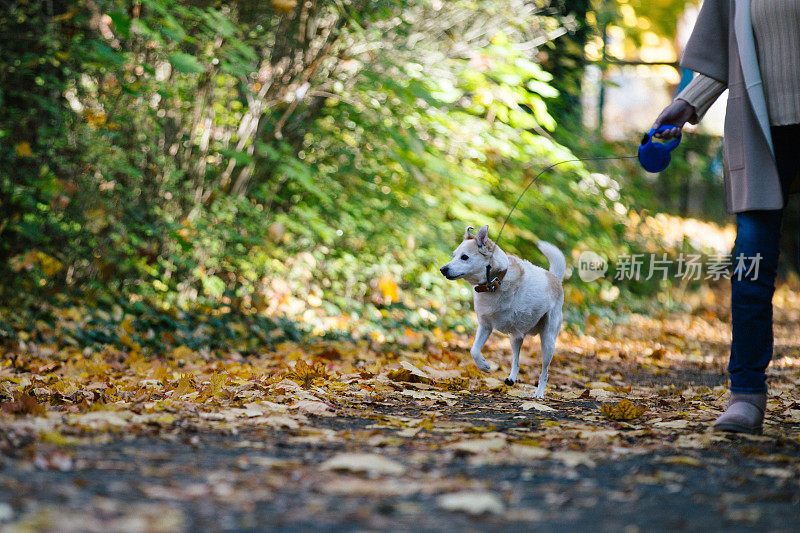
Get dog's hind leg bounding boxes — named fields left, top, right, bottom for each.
left=505, top=335, right=524, bottom=385
left=535, top=311, right=561, bottom=398
left=470, top=324, right=493, bottom=373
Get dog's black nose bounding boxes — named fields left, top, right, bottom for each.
left=440, top=266, right=448, bottom=275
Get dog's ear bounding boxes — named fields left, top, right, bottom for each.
left=464, top=226, right=475, bottom=240
left=476, top=225, right=489, bottom=248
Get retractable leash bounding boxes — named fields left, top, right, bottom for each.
left=480, top=124, right=682, bottom=292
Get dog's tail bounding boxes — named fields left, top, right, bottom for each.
left=537, top=241, right=566, bottom=281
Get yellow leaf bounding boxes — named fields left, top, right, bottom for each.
left=84, top=208, right=108, bottom=233
left=153, top=414, right=176, bottom=425
left=120, top=315, right=135, bottom=333
left=152, top=364, right=168, bottom=382
left=15, top=142, right=33, bottom=157
left=170, top=346, right=194, bottom=360
left=51, top=7, right=80, bottom=22
left=600, top=399, right=647, bottom=421
left=418, top=413, right=436, bottom=431
left=440, top=377, right=469, bottom=390
left=210, top=373, right=227, bottom=394
left=173, top=374, right=194, bottom=397
left=83, top=109, right=107, bottom=129
left=284, top=360, right=330, bottom=388
left=35, top=251, right=63, bottom=276
left=271, top=0, right=298, bottom=15
left=660, top=456, right=702, bottom=467
left=378, top=274, right=399, bottom=303
left=565, top=286, right=584, bottom=305
left=40, top=430, right=73, bottom=446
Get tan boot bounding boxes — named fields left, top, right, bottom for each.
left=713, top=392, right=767, bottom=435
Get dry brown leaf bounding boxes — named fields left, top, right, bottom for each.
left=600, top=399, right=647, bottom=421
left=653, top=419, right=690, bottom=429
left=520, top=401, right=555, bottom=412
left=446, top=437, right=507, bottom=454
left=659, top=456, right=702, bottom=467
left=291, top=399, right=335, bottom=417
left=284, top=360, right=330, bottom=388
left=0, top=391, right=47, bottom=416
left=386, top=361, right=432, bottom=384
left=589, top=388, right=615, bottom=402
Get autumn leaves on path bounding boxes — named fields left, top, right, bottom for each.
left=2, top=295, right=800, bottom=530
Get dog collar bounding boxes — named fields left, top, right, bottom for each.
left=474, top=266, right=507, bottom=293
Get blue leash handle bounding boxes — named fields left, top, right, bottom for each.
left=638, top=125, right=682, bottom=173
left=642, top=125, right=681, bottom=149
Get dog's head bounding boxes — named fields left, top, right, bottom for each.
left=440, top=225, right=497, bottom=284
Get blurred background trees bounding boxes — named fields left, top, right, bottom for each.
left=1, top=0, right=741, bottom=348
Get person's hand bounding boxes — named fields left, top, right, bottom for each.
left=651, top=99, right=696, bottom=139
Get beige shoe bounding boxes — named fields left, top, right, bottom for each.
left=713, top=392, right=766, bottom=435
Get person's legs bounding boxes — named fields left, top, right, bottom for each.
left=729, top=208, right=783, bottom=393
left=716, top=124, right=800, bottom=433
left=729, top=124, right=800, bottom=393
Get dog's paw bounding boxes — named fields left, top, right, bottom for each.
left=473, top=359, right=491, bottom=373
left=504, top=378, right=515, bottom=386
left=534, top=389, right=546, bottom=399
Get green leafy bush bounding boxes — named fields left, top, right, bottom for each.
left=1, top=0, right=706, bottom=343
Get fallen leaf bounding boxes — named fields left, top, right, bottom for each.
left=319, top=453, right=405, bottom=476
left=447, top=437, right=507, bottom=454
left=600, top=399, right=647, bottom=421
left=589, top=388, right=615, bottom=402
left=483, top=377, right=506, bottom=390
left=1, top=391, right=47, bottom=416
left=754, top=467, right=793, bottom=478
left=653, top=419, right=689, bottom=429
left=285, top=360, right=330, bottom=387
left=508, top=443, right=550, bottom=460
left=436, top=491, right=505, bottom=515
left=550, top=450, right=596, bottom=468
left=320, top=477, right=421, bottom=496
left=520, top=401, right=555, bottom=412
left=291, top=399, right=335, bottom=417
left=386, top=361, right=433, bottom=384
left=659, top=455, right=702, bottom=467
left=400, top=390, right=457, bottom=404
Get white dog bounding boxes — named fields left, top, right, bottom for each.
left=440, top=225, right=565, bottom=398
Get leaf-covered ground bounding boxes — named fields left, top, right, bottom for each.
left=2, top=287, right=800, bottom=531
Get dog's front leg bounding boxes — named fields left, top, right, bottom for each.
left=470, top=324, right=492, bottom=373
left=505, top=335, right=524, bottom=385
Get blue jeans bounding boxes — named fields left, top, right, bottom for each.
left=730, top=124, right=800, bottom=393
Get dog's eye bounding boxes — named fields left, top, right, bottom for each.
left=460, top=254, right=469, bottom=261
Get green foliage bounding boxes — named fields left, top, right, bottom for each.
left=0, top=0, right=700, bottom=340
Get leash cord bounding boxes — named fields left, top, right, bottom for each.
left=494, top=154, right=639, bottom=248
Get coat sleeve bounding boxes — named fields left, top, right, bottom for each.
left=675, top=73, right=727, bottom=123
left=680, top=0, right=730, bottom=84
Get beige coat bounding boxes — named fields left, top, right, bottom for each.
left=681, top=0, right=783, bottom=213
